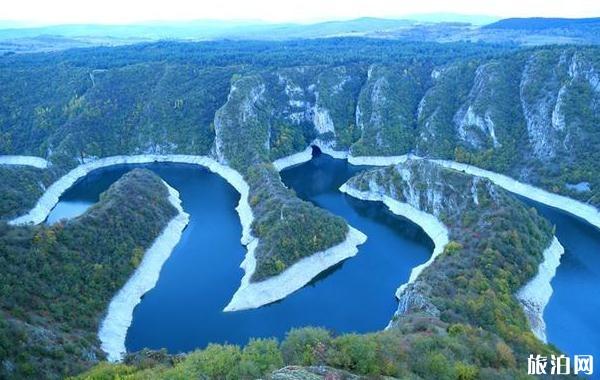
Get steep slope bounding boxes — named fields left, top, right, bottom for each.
left=1, top=41, right=599, bottom=284
left=351, top=63, right=430, bottom=156
left=0, top=169, right=179, bottom=379
left=342, top=159, right=556, bottom=361
left=212, top=73, right=351, bottom=280
left=415, top=47, right=600, bottom=206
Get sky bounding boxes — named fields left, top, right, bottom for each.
left=2, top=0, right=600, bottom=26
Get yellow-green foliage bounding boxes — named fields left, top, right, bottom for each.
left=78, top=324, right=527, bottom=379
left=247, top=165, right=348, bottom=281
left=0, top=169, right=177, bottom=379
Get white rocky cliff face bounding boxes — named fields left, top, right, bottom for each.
left=516, top=237, right=565, bottom=343
left=453, top=64, right=502, bottom=149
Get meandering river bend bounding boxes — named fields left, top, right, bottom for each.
left=45, top=151, right=600, bottom=359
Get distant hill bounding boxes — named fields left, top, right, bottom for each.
left=0, top=18, right=416, bottom=41
left=402, top=13, right=499, bottom=25
left=484, top=17, right=600, bottom=30
left=1, top=16, right=600, bottom=55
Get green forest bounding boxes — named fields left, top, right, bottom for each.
left=0, top=169, right=176, bottom=379
left=0, top=37, right=598, bottom=379
left=74, top=160, right=559, bottom=379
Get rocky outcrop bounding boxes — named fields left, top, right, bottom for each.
left=453, top=63, right=506, bottom=149
left=395, top=283, right=440, bottom=317
left=430, top=159, right=600, bottom=231
left=270, top=366, right=361, bottom=380
left=519, top=52, right=568, bottom=159
left=213, top=75, right=268, bottom=169
left=350, top=64, right=427, bottom=157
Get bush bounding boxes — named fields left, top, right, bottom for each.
left=455, top=362, right=478, bottom=380
left=239, top=339, right=283, bottom=378
left=180, top=344, right=242, bottom=379
left=329, top=334, right=380, bottom=375
left=281, top=327, right=332, bottom=365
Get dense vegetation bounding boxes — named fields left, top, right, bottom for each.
left=0, top=169, right=176, bottom=379
left=0, top=165, right=62, bottom=219
left=76, top=323, right=526, bottom=379
left=351, top=63, right=431, bottom=156
left=0, top=39, right=515, bottom=71
left=345, top=160, right=557, bottom=367
left=484, top=17, right=600, bottom=31
left=0, top=38, right=597, bottom=378
left=2, top=41, right=597, bottom=212
left=247, top=164, right=347, bottom=280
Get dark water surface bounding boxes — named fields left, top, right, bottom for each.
left=521, top=199, right=600, bottom=360
left=47, top=155, right=432, bottom=353
left=45, top=154, right=600, bottom=359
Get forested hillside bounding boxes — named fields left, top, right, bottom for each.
left=2, top=40, right=598, bottom=280
left=1, top=38, right=598, bottom=378
left=1, top=41, right=598, bottom=212
left=0, top=169, right=177, bottom=379
left=77, top=160, right=558, bottom=379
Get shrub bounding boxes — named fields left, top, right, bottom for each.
left=179, top=344, right=242, bottom=379
left=239, top=338, right=283, bottom=378
left=281, top=327, right=332, bottom=365
left=329, top=334, right=380, bottom=375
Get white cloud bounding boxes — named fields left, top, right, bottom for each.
left=3, top=0, right=600, bottom=25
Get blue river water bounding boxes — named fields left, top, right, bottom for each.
left=44, top=152, right=600, bottom=359
left=523, top=199, right=600, bottom=361
left=45, top=154, right=432, bottom=353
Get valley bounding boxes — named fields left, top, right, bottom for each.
left=1, top=34, right=599, bottom=379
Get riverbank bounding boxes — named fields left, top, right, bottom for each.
left=272, top=141, right=349, bottom=171
left=347, top=155, right=409, bottom=166
left=272, top=147, right=313, bottom=171
left=0, top=155, right=49, bottom=169
left=98, top=181, right=190, bottom=362
left=10, top=154, right=370, bottom=314
left=336, top=154, right=600, bottom=231
left=8, top=155, right=254, bottom=245
left=338, top=183, right=449, bottom=300
left=516, top=237, right=565, bottom=342
left=430, top=160, right=600, bottom=231
left=224, top=226, right=367, bottom=311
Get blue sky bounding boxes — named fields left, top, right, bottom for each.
left=2, top=0, right=599, bottom=25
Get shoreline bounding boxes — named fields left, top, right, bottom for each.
left=224, top=226, right=367, bottom=311
left=0, top=155, right=49, bottom=169
left=339, top=183, right=449, bottom=300
left=430, top=159, right=600, bottom=231
left=8, top=155, right=254, bottom=245
left=516, top=237, right=565, bottom=343
left=98, top=180, right=190, bottom=362
left=272, top=141, right=349, bottom=172
left=11, top=152, right=591, bottom=346
left=272, top=147, right=313, bottom=171
left=10, top=153, right=368, bottom=313
left=342, top=154, right=600, bottom=231
left=347, top=154, right=409, bottom=166
left=312, top=140, right=349, bottom=160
